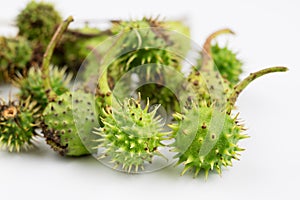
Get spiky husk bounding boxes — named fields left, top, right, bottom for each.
left=42, top=91, right=97, bottom=156
left=0, top=36, right=32, bottom=82
left=0, top=97, right=40, bottom=152
left=109, top=18, right=183, bottom=113
left=109, top=18, right=180, bottom=82
left=94, top=96, right=169, bottom=172
left=199, top=43, right=242, bottom=86
left=16, top=1, right=62, bottom=47
left=13, top=66, right=72, bottom=111
left=170, top=105, right=247, bottom=178
left=16, top=1, right=61, bottom=66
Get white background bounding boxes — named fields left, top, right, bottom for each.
left=0, top=0, right=299, bottom=200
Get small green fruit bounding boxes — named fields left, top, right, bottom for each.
left=94, top=95, right=169, bottom=172
left=110, top=17, right=180, bottom=81
left=109, top=18, right=185, bottom=113
left=16, top=0, right=62, bottom=47
left=0, top=36, right=32, bottom=82
left=13, top=66, right=71, bottom=111
left=0, top=97, right=40, bottom=152
left=170, top=105, right=246, bottom=178
left=42, top=91, right=97, bottom=156
left=171, top=66, right=288, bottom=178
left=16, top=1, right=62, bottom=66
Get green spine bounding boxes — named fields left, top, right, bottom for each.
left=94, top=95, right=169, bottom=172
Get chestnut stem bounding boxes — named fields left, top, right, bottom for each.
left=42, top=16, right=74, bottom=101
left=201, top=28, right=234, bottom=70
left=97, top=32, right=126, bottom=105
left=227, top=66, right=288, bottom=114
